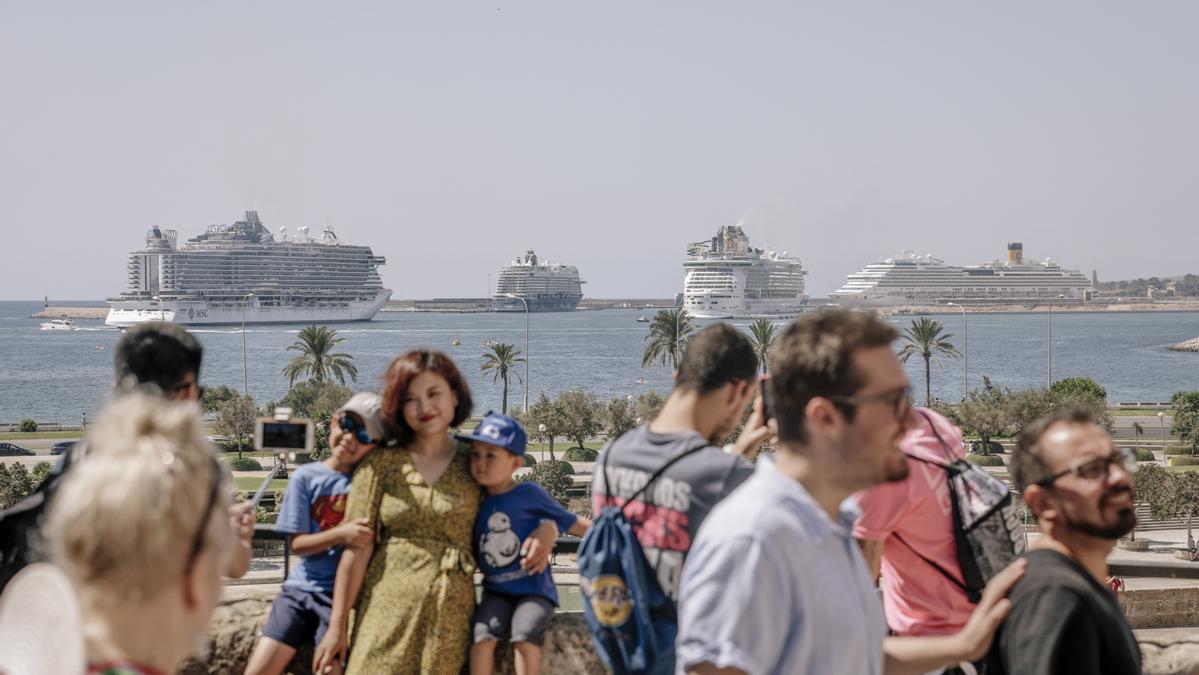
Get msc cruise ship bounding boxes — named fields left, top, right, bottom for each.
left=830, top=243, right=1092, bottom=307
left=106, top=211, right=391, bottom=326
left=493, top=250, right=585, bottom=312
left=682, top=225, right=807, bottom=319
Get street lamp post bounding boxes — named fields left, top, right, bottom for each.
left=504, top=293, right=530, bottom=411
left=152, top=295, right=164, bottom=322
left=241, top=293, right=255, bottom=400
left=947, top=302, right=967, bottom=397
left=1046, top=295, right=1065, bottom=388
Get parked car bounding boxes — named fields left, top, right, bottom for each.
left=49, top=441, right=77, bottom=456
left=0, top=442, right=35, bottom=456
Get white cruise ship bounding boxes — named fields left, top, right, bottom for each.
left=830, top=243, right=1092, bottom=307
left=682, top=225, right=807, bottom=319
left=494, top=250, right=585, bottom=312
left=106, top=212, right=391, bottom=326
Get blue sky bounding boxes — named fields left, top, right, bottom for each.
left=2, top=1, right=1197, bottom=300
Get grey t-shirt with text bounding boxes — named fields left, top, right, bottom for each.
left=590, top=424, right=754, bottom=602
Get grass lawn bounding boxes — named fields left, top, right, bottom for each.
left=0, top=431, right=83, bottom=441
left=233, top=476, right=290, bottom=492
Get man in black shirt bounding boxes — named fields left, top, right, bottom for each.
left=988, top=408, right=1142, bottom=675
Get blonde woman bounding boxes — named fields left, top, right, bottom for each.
left=45, top=393, right=235, bottom=675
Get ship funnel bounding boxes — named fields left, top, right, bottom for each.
left=1007, top=242, right=1024, bottom=265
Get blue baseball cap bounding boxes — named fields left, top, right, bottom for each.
left=456, top=411, right=527, bottom=456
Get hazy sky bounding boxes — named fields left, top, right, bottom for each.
left=3, top=1, right=1198, bottom=300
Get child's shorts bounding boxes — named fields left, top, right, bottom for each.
left=472, top=591, right=556, bottom=646
left=260, top=585, right=334, bottom=649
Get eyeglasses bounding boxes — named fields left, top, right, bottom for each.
left=338, top=413, right=374, bottom=445
left=825, top=387, right=913, bottom=422
left=184, top=456, right=223, bottom=577
left=1033, top=447, right=1138, bottom=488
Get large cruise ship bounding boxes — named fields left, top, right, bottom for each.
left=830, top=243, right=1092, bottom=307
left=493, top=250, right=585, bottom=312
left=106, top=211, right=391, bottom=326
left=681, top=225, right=807, bottom=319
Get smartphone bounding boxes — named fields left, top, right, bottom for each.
left=759, top=374, right=773, bottom=421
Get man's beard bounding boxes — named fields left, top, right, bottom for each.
left=1065, top=487, right=1138, bottom=539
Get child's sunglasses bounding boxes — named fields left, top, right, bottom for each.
left=338, top=413, right=374, bottom=445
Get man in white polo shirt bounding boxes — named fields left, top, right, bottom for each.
left=676, top=309, right=1025, bottom=675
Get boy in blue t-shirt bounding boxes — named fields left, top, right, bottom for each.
left=462, top=412, right=592, bottom=675
left=244, top=393, right=385, bottom=675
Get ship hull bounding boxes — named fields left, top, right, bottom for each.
left=493, top=296, right=582, bottom=312
left=105, top=290, right=391, bottom=327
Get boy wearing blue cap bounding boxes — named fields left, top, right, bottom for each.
left=463, top=412, right=592, bottom=675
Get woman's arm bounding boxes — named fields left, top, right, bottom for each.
left=313, top=539, right=374, bottom=674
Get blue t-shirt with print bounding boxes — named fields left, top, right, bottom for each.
left=474, top=482, right=579, bottom=605
left=274, top=462, right=353, bottom=594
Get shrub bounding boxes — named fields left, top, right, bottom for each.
left=566, top=496, right=593, bottom=521
left=966, top=454, right=1005, bottom=467
left=969, top=440, right=1005, bottom=455
left=17, top=418, right=37, bottom=433
left=518, top=459, right=575, bottom=505
left=228, top=457, right=263, bottom=471
left=1133, top=448, right=1155, bottom=462
left=30, top=462, right=53, bottom=488
left=523, top=454, right=537, bottom=468
left=1168, top=456, right=1199, bottom=466
left=562, top=447, right=599, bottom=462
left=1164, top=446, right=1195, bottom=456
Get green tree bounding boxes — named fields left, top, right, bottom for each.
left=281, top=326, right=359, bottom=386
left=946, top=377, right=1012, bottom=454
left=522, top=392, right=566, bottom=461
left=215, top=394, right=257, bottom=460
left=1133, top=422, right=1145, bottom=449
left=642, top=309, right=695, bottom=371
left=606, top=397, right=638, bottom=440
left=480, top=343, right=525, bottom=415
left=633, top=390, right=666, bottom=423
left=747, top=319, right=778, bottom=373
left=1008, top=387, right=1113, bottom=435
left=518, top=460, right=575, bottom=506
left=556, top=390, right=602, bottom=451
left=201, top=384, right=240, bottom=413
left=277, top=380, right=353, bottom=420
left=1171, top=391, right=1199, bottom=454
left=897, top=317, right=961, bottom=406
left=0, top=463, right=34, bottom=510
left=1049, top=377, right=1107, bottom=401
left=17, top=418, right=37, bottom=433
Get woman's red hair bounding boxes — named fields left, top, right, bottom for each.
left=380, top=350, right=473, bottom=446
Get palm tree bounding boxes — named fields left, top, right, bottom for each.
left=281, top=326, right=359, bottom=386
left=642, top=309, right=695, bottom=371
left=897, top=317, right=961, bottom=406
left=1133, top=422, right=1145, bottom=449
left=748, top=319, right=777, bottom=373
left=481, top=342, right=525, bottom=415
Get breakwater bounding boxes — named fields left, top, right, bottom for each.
left=1170, top=337, right=1199, bottom=353
left=30, top=307, right=108, bottom=319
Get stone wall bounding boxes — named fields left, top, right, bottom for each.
left=188, top=587, right=1199, bottom=675
left=1121, top=587, right=1199, bottom=629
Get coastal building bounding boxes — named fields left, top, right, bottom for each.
left=106, top=211, right=391, bottom=326
left=493, top=250, right=585, bottom=312
left=830, top=243, right=1092, bottom=307
left=681, top=225, right=807, bottom=319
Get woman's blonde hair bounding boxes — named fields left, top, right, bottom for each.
left=46, top=393, right=232, bottom=600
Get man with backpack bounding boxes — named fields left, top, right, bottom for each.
left=985, top=408, right=1142, bottom=675
left=582, top=323, right=773, bottom=673
left=675, top=309, right=1025, bottom=675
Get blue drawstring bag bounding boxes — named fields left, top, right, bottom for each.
left=578, top=439, right=707, bottom=675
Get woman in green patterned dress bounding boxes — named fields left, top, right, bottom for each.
left=314, top=350, right=558, bottom=674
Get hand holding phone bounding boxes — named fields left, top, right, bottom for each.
left=759, top=374, right=773, bottom=421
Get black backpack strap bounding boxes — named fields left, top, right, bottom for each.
left=601, top=431, right=711, bottom=518
left=890, top=532, right=969, bottom=593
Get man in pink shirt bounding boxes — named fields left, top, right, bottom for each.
left=854, top=407, right=976, bottom=638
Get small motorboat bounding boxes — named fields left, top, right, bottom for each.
left=636, top=316, right=649, bottom=323
left=451, top=337, right=461, bottom=347
left=40, top=319, right=77, bottom=331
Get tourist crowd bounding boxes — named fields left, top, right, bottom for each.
left=0, top=309, right=1144, bottom=675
